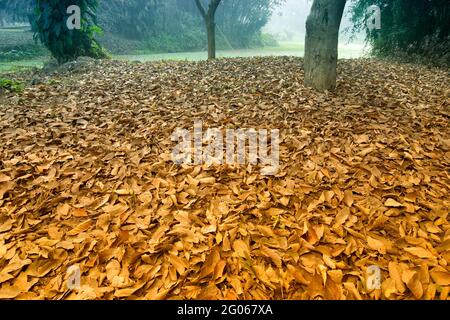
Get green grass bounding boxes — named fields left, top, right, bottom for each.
left=0, top=59, right=45, bottom=72
left=0, top=77, right=24, bottom=93
left=115, top=41, right=368, bottom=62
left=0, top=27, right=49, bottom=70
left=0, top=41, right=369, bottom=73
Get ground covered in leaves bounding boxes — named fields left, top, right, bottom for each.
left=0, top=57, right=449, bottom=300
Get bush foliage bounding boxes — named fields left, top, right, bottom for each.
left=32, top=0, right=107, bottom=63
left=350, top=0, right=450, bottom=66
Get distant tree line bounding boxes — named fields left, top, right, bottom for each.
left=0, top=0, right=282, bottom=53
left=1, top=0, right=448, bottom=79
left=0, top=0, right=34, bottom=25
left=350, top=0, right=450, bottom=65
left=100, top=0, right=282, bottom=51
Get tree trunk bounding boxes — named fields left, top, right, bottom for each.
left=194, top=0, right=221, bottom=60
left=206, top=18, right=216, bottom=60
left=304, top=0, right=346, bottom=91
left=0, top=11, right=5, bottom=28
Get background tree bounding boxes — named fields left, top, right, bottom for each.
left=0, top=0, right=34, bottom=26
left=350, top=0, right=450, bottom=66
left=304, top=0, right=347, bottom=91
left=216, top=0, right=284, bottom=48
left=194, top=0, right=222, bottom=60
left=33, top=0, right=107, bottom=63
left=99, top=0, right=160, bottom=41
left=1, top=0, right=283, bottom=54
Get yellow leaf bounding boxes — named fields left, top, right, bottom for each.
left=233, top=240, right=250, bottom=259
left=382, top=278, right=397, bottom=299
left=406, top=272, right=423, bottom=299
left=343, top=190, right=354, bottom=207
left=253, top=265, right=275, bottom=289
left=169, top=254, right=188, bottom=275
left=115, top=189, right=133, bottom=195
left=384, top=198, right=403, bottom=207
left=256, top=225, right=276, bottom=237
left=287, top=264, right=309, bottom=285
left=213, top=260, right=227, bottom=280
left=343, top=282, right=362, bottom=300
left=260, top=246, right=282, bottom=268
left=73, top=208, right=88, bottom=217
left=198, top=248, right=220, bottom=279
left=0, top=181, right=14, bottom=200
left=67, top=220, right=92, bottom=236
left=430, top=271, right=450, bottom=286
left=333, top=207, right=350, bottom=228
left=404, top=247, right=435, bottom=259
left=388, top=262, right=406, bottom=293
left=367, top=236, right=386, bottom=254
left=0, top=285, right=20, bottom=299
left=198, top=177, right=215, bottom=185
left=56, top=203, right=71, bottom=216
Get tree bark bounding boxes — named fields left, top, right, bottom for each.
left=206, top=19, right=216, bottom=59
left=194, top=0, right=221, bottom=60
left=304, top=0, right=346, bottom=91
left=0, top=10, right=5, bottom=28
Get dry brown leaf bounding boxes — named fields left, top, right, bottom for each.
left=367, top=236, right=386, bottom=254
left=233, top=240, right=250, bottom=259
left=260, top=246, right=282, bottom=268
left=388, top=262, right=406, bottom=293
left=0, top=57, right=448, bottom=301
left=343, top=190, right=354, bottom=207
left=384, top=198, right=403, bottom=207
left=0, top=285, right=21, bottom=299
left=430, top=271, right=450, bottom=286
left=67, top=220, right=93, bottom=236
left=407, top=273, right=423, bottom=299
left=404, top=247, right=435, bottom=259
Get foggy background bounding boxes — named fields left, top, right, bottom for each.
left=264, top=0, right=365, bottom=44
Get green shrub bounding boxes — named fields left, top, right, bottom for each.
left=143, top=31, right=205, bottom=53
left=0, top=78, right=24, bottom=93
left=0, top=29, right=49, bottom=62
left=32, top=0, right=108, bottom=64
left=350, top=0, right=449, bottom=67
left=238, top=32, right=279, bottom=49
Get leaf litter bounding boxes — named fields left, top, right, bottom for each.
left=0, top=57, right=449, bottom=300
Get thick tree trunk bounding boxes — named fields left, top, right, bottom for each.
left=206, top=19, right=216, bottom=60
left=304, top=0, right=346, bottom=91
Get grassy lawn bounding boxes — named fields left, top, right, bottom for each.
left=0, top=26, right=48, bottom=73
left=116, top=41, right=368, bottom=62
left=0, top=59, right=45, bottom=73
left=0, top=40, right=369, bottom=73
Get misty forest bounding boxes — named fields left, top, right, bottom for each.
left=0, top=0, right=449, bottom=301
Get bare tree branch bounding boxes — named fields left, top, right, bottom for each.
left=194, top=0, right=207, bottom=18
left=210, top=0, right=222, bottom=16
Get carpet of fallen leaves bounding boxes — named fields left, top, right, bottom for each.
left=0, top=57, right=449, bottom=300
